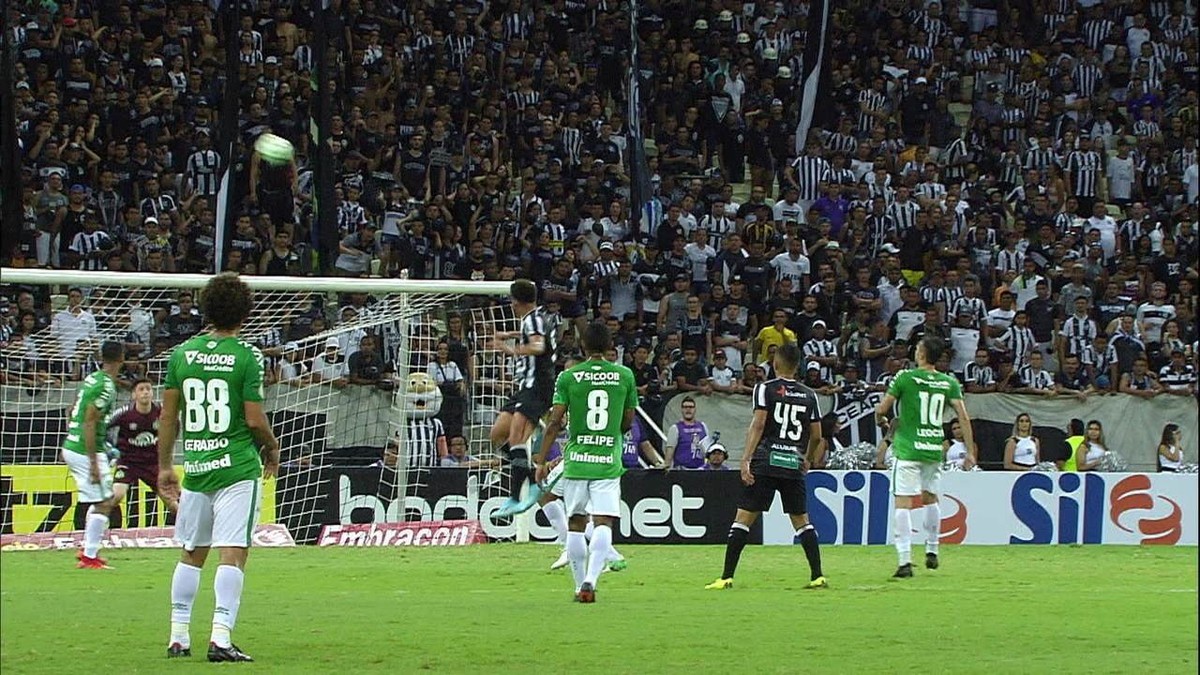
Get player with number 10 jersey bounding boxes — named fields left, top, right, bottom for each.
left=876, top=336, right=975, bottom=579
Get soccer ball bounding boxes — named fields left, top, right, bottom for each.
left=254, top=133, right=294, bottom=166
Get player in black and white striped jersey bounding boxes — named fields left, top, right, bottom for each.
left=490, top=279, right=558, bottom=517
left=997, top=309, right=1038, bottom=367
left=886, top=187, right=920, bottom=235
left=1058, top=298, right=1098, bottom=361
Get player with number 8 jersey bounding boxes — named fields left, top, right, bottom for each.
left=538, top=322, right=637, bottom=603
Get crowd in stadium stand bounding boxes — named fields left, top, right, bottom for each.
left=2, top=0, right=1198, bottom=419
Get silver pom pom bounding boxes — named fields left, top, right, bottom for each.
left=1034, top=461, right=1059, bottom=472
left=1096, top=451, right=1129, bottom=472
left=825, top=442, right=878, bottom=470
left=1177, top=463, right=1198, bottom=474
left=943, top=461, right=982, bottom=472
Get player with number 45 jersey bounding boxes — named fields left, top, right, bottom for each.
left=875, top=336, right=976, bottom=579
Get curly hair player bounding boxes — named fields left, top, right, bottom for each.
left=157, top=273, right=281, bottom=662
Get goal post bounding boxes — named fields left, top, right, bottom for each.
left=0, top=268, right=513, bottom=543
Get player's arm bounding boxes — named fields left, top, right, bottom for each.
left=82, top=401, right=104, bottom=482
left=741, top=408, right=767, bottom=485
left=950, top=397, right=977, bottom=468
left=622, top=371, right=638, bottom=433
left=536, top=403, right=566, bottom=482
left=244, top=349, right=280, bottom=476
left=664, top=423, right=679, bottom=469
left=158, top=386, right=182, bottom=504
left=245, top=401, right=280, bottom=477
left=806, top=420, right=823, bottom=470
left=875, top=392, right=896, bottom=428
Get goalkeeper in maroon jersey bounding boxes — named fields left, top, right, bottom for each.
left=108, top=379, right=177, bottom=513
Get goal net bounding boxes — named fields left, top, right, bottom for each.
left=0, top=269, right=511, bottom=544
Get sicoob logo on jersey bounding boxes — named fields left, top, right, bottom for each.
left=1109, top=475, right=1183, bottom=545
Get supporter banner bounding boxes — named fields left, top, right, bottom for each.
left=0, top=524, right=295, bottom=552
left=0, top=465, right=278, bottom=535
left=322, top=467, right=754, bottom=545
left=761, top=471, right=1199, bottom=546
left=317, top=521, right=487, bottom=547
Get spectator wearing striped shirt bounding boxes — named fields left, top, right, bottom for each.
left=785, top=140, right=829, bottom=216
left=1058, top=296, right=1099, bottom=362
left=66, top=214, right=115, bottom=272
left=1159, top=347, right=1197, bottom=395
left=1065, top=135, right=1104, bottom=215
left=963, top=348, right=998, bottom=393
left=1016, top=350, right=1056, bottom=396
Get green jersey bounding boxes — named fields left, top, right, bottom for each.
left=62, top=370, right=118, bottom=455
left=164, top=335, right=265, bottom=492
left=553, top=359, right=639, bottom=480
left=887, top=368, right=962, bottom=463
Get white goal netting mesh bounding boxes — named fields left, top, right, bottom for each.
left=0, top=272, right=511, bottom=543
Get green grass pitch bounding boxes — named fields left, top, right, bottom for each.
left=2, top=545, right=1196, bottom=674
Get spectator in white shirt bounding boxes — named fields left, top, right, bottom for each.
left=769, top=235, right=812, bottom=289
left=311, top=337, right=349, bottom=388
left=51, top=287, right=98, bottom=359
left=683, top=228, right=717, bottom=286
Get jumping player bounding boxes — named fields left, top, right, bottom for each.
left=108, top=378, right=176, bottom=517
left=537, top=322, right=637, bottom=603
left=875, top=335, right=977, bottom=578
left=62, top=340, right=125, bottom=569
left=158, top=273, right=281, bottom=662
left=489, top=279, right=557, bottom=518
left=706, top=341, right=827, bottom=590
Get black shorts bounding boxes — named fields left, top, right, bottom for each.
left=738, top=472, right=807, bottom=514
left=500, top=386, right=551, bottom=424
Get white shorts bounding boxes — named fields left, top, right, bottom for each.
left=175, top=479, right=263, bottom=550
left=562, top=477, right=621, bottom=518
left=63, top=450, right=113, bottom=503
left=892, top=459, right=941, bottom=497
left=547, top=461, right=566, bottom=498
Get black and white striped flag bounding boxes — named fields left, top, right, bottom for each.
left=626, top=0, right=655, bottom=238
left=794, top=0, right=833, bottom=155
left=212, top=0, right=242, bottom=272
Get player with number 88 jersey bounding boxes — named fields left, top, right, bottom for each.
left=158, top=273, right=281, bottom=663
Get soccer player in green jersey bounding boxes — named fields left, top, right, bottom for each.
left=157, top=273, right=281, bottom=662
left=536, top=322, right=638, bottom=603
left=875, top=336, right=977, bottom=578
left=62, top=340, right=125, bottom=569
